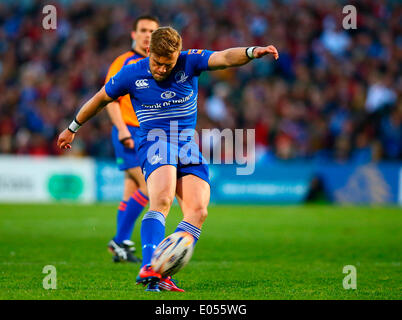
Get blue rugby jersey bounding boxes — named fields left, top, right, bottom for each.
left=105, top=49, right=214, bottom=147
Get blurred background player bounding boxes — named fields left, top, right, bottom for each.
left=105, top=15, right=159, bottom=263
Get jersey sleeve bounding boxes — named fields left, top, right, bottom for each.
left=186, top=49, right=215, bottom=75
left=104, top=65, right=131, bottom=100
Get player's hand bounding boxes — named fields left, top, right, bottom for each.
left=57, top=129, right=75, bottom=150
left=118, top=129, right=134, bottom=149
left=253, top=45, right=279, bottom=60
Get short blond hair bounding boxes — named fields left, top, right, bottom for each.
left=150, top=26, right=182, bottom=57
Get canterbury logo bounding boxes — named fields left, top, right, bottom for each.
left=135, top=79, right=149, bottom=88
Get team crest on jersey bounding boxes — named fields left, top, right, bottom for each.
left=189, top=49, right=203, bottom=55
left=161, top=91, right=176, bottom=99
left=135, top=79, right=149, bottom=89
left=175, top=71, right=188, bottom=84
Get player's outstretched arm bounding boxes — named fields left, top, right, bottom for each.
left=208, top=45, right=279, bottom=70
left=57, top=86, right=113, bottom=150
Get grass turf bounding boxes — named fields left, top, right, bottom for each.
left=0, top=203, right=401, bottom=300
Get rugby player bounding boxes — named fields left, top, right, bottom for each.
left=105, top=15, right=159, bottom=263
left=57, top=26, right=278, bottom=292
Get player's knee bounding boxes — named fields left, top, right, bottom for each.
left=195, top=207, right=208, bottom=224
left=155, top=195, right=174, bottom=211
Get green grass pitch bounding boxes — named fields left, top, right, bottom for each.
left=0, top=203, right=401, bottom=300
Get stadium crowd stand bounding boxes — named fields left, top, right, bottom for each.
left=0, top=0, right=400, bottom=163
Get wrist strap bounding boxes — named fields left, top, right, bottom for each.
left=68, top=118, right=82, bottom=133
left=246, top=46, right=257, bottom=59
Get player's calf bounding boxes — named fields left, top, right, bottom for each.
left=185, top=207, right=208, bottom=229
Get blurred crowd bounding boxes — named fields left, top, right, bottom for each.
left=0, top=0, right=401, bottom=164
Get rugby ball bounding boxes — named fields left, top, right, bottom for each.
left=151, top=231, right=194, bottom=277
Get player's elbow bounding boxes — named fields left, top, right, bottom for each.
left=209, top=52, right=231, bottom=70
left=218, top=55, right=232, bottom=69
left=96, top=87, right=113, bottom=108
left=99, top=86, right=113, bottom=102
left=216, top=64, right=229, bottom=70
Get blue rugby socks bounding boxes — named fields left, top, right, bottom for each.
left=114, top=200, right=127, bottom=242
left=113, top=190, right=149, bottom=244
left=140, top=214, right=202, bottom=269
left=141, top=210, right=166, bottom=267
left=175, top=220, right=201, bottom=246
